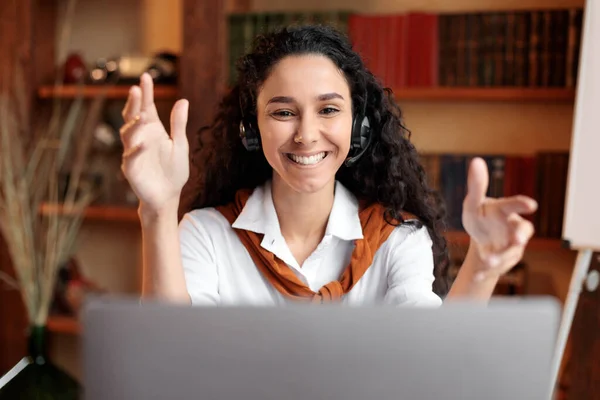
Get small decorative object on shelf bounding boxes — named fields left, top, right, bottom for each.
left=89, top=52, right=179, bottom=85
left=0, top=326, right=79, bottom=398
left=63, top=52, right=87, bottom=84
left=52, top=257, right=106, bottom=318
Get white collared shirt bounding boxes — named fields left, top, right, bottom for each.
left=179, top=180, right=443, bottom=307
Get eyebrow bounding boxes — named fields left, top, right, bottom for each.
left=266, top=92, right=344, bottom=105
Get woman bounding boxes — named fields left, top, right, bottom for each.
left=119, top=25, right=537, bottom=306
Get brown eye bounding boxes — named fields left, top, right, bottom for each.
left=272, top=110, right=294, bottom=118
left=320, top=107, right=339, bottom=115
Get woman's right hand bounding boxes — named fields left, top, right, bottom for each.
left=120, top=73, right=190, bottom=214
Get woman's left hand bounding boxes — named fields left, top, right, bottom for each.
left=461, top=157, right=538, bottom=282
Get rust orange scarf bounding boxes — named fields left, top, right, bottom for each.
left=216, top=188, right=417, bottom=303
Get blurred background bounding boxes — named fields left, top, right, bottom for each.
left=0, top=0, right=590, bottom=398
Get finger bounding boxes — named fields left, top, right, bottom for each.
left=121, top=88, right=132, bottom=120
left=122, top=142, right=145, bottom=160
left=507, top=216, right=535, bottom=246
left=495, top=195, right=538, bottom=216
left=474, top=244, right=526, bottom=282
left=170, top=99, right=189, bottom=148
left=121, top=143, right=146, bottom=176
left=119, top=113, right=145, bottom=149
left=476, top=212, right=532, bottom=252
left=464, top=157, right=489, bottom=211
left=122, top=86, right=142, bottom=122
left=140, top=73, right=158, bottom=117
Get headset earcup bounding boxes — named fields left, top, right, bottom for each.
left=239, top=120, right=261, bottom=151
left=239, top=120, right=250, bottom=150
left=359, top=115, right=371, bottom=148
left=350, top=115, right=363, bottom=150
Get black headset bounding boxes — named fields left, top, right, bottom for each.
left=239, top=118, right=261, bottom=152
left=239, top=91, right=372, bottom=166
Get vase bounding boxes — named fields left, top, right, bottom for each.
left=0, top=325, right=80, bottom=399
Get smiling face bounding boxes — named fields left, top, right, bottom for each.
left=256, top=54, right=353, bottom=195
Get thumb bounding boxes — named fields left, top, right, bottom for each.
left=170, top=99, right=189, bottom=148
left=464, top=157, right=489, bottom=210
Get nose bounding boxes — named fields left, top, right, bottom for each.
left=295, top=113, right=319, bottom=144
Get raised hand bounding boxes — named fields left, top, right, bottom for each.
left=461, top=157, right=538, bottom=281
left=120, top=73, right=190, bottom=213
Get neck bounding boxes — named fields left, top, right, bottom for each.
left=271, top=175, right=335, bottom=243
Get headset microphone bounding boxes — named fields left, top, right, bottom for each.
left=344, top=144, right=370, bottom=167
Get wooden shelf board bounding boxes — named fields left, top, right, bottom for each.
left=47, top=315, right=80, bottom=335
left=37, top=84, right=178, bottom=100
left=444, top=230, right=565, bottom=251
left=394, top=87, right=575, bottom=102
left=39, top=203, right=139, bottom=223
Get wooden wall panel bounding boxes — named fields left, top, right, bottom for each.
left=0, top=0, right=33, bottom=113
left=0, top=0, right=33, bottom=376
left=180, top=0, right=227, bottom=132
left=179, top=0, right=227, bottom=213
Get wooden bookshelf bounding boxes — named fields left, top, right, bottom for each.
left=39, top=203, right=139, bottom=223
left=37, top=84, right=178, bottom=100
left=47, top=315, right=81, bottom=335
left=38, top=85, right=573, bottom=103
left=444, top=230, right=565, bottom=251
left=37, top=203, right=565, bottom=249
left=394, top=87, right=576, bottom=102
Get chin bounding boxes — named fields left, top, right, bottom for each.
left=286, top=177, right=334, bottom=194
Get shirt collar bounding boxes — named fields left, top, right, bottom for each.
left=325, top=181, right=363, bottom=240
left=231, top=180, right=363, bottom=241
left=231, top=180, right=279, bottom=237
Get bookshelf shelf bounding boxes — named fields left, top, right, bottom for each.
left=47, top=315, right=81, bottom=335
left=444, top=230, right=565, bottom=251
left=37, top=84, right=178, bottom=100
left=394, top=87, right=576, bottom=102
left=39, top=203, right=139, bottom=223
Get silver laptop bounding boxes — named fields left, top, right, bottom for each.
left=81, top=296, right=560, bottom=400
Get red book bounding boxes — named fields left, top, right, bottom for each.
left=406, top=13, right=439, bottom=87
left=391, top=14, right=408, bottom=88
left=348, top=14, right=367, bottom=64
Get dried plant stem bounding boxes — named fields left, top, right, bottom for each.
left=0, top=0, right=111, bottom=327
left=0, top=271, right=19, bottom=290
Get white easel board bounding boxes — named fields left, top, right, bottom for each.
left=562, top=0, right=600, bottom=252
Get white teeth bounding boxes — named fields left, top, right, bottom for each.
left=289, top=152, right=327, bottom=165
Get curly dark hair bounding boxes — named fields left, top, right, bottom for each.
left=180, top=24, right=450, bottom=297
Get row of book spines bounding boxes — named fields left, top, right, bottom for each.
left=420, top=152, right=569, bottom=238
left=227, top=8, right=582, bottom=88
left=348, top=8, right=583, bottom=89
left=439, top=9, right=584, bottom=88
left=227, top=12, right=350, bottom=83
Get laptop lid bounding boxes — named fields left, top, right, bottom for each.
left=82, top=296, right=560, bottom=400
